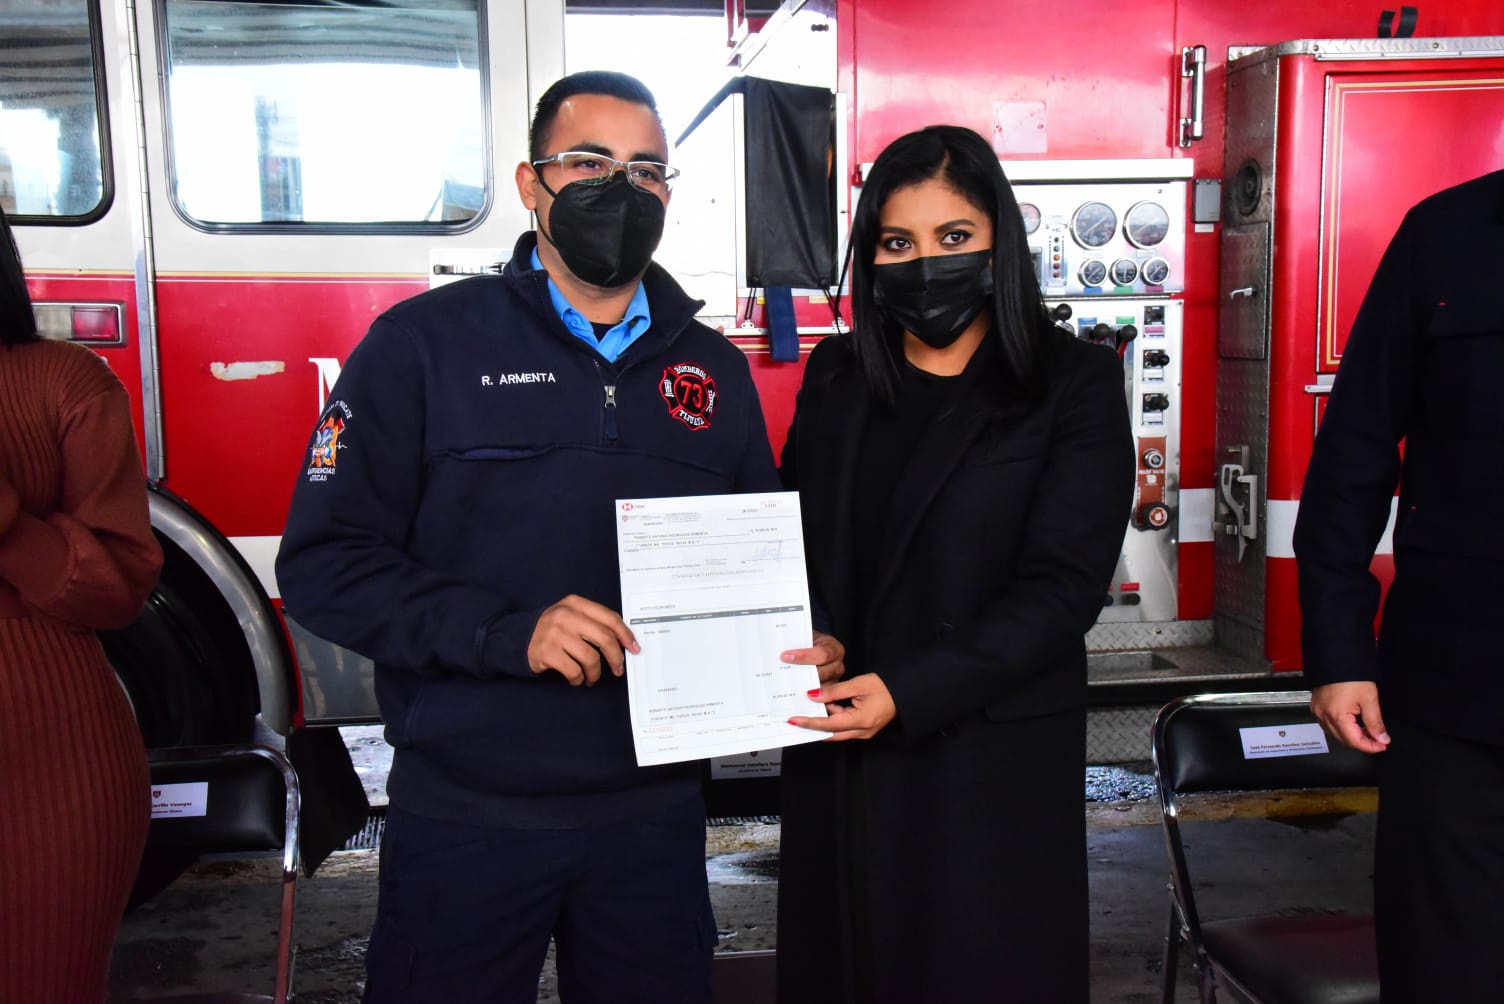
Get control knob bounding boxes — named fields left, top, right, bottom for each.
left=1052, top=303, right=1077, bottom=335
left=1143, top=393, right=1170, bottom=412
left=1137, top=502, right=1171, bottom=530
left=1142, top=447, right=1165, bottom=470
left=1115, top=324, right=1138, bottom=347
left=1143, top=349, right=1170, bottom=368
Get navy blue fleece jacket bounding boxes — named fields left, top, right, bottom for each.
left=276, top=232, right=779, bottom=826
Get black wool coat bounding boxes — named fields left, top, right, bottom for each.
left=775, top=332, right=1135, bottom=1003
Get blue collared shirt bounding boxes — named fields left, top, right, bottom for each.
left=531, top=247, right=651, bottom=363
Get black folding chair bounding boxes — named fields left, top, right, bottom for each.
left=116, top=745, right=301, bottom=1004
left=712, top=949, right=776, bottom=1004
left=1152, top=691, right=1379, bottom=1004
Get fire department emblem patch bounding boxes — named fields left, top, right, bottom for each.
left=306, top=400, right=352, bottom=482
left=659, top=362, right=717, bottom=431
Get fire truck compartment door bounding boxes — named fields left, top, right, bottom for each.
left=1220, top=223, right=1270, bottom=360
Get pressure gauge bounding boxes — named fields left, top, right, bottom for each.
left=1124, top=201, right=1170, bottom=248
left=1078, top=259, right=1109, bottom=287
left=1141, top=257, right=1172, bottom=286
left=1018, top=202, right=1042, bottom=235
left=1109, top=258, right=1140, bottom=286
left=1070, top=202, right=1117, bottom=249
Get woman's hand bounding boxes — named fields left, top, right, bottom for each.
left=781, top=631, right=846, bottom=683
left=788, top=672, right=896, bottom=741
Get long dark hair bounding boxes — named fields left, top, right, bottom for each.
left=847, top=125, right=1050, bottom=404
left=1, top=207, right=40, bottom=347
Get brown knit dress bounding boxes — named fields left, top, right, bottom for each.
left=0, top=339, right=163, bottom=1002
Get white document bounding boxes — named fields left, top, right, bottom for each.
left=616, top=491, right=828, bottom=766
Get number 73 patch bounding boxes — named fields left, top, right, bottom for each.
left=660, top=362, right=717, bottom=431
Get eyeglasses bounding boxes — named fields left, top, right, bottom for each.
left=532, top=151, right=680, bottom=193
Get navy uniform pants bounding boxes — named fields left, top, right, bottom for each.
left=1375, top=718, right=1504, bottom=1002
left=363, top=796, right=715, bottom=1004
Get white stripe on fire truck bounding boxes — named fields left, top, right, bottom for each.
left=1265, top=497, right=1397, bottom=560
left=1178, top=488, right=1215, bottom=544
left=229, top=535, right=283, bottom=599
left=229, top=494, right=1391, bottom=603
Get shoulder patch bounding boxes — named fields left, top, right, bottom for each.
left=659, top=362, right=717, bottom=431
left=305, top=399, right=352, bottom=482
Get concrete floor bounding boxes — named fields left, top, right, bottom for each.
left=105, top=778, right=1377, bottom=1003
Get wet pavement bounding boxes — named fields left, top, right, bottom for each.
left=106, top=755, right=1378, bottom=1003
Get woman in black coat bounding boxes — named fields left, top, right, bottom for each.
left=775, top=126, right=1135, bottom=1003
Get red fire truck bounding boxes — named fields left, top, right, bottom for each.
left=5, top=0, right=1504, bottom=803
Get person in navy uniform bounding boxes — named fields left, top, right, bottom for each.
left=1294, top=168, right=1504, bottom=1002
left=278, top=71, right=835, bottom=1003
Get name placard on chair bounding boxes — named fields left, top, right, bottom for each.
left=149, top=781, right=208, bottom=818
left=1239, top=722, right=1330, bottom=759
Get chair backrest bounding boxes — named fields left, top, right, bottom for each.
left=1154, top=692, right=1378, bottom=800
left=148, top=746, right=298, bottom=858
left=712, top=949, right=777, bottom=1004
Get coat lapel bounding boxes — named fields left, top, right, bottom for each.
left=800, top=365, right=872, bottom=640
left=808, top=368, right=868, bottom=638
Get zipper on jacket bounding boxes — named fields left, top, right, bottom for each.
left=593, top=359, right=620, bottom=442
left=603, top=383, right=619, bottom=441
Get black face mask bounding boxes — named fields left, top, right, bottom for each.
left=537, top=173, right=666, bottom=288
left=871, top=249, right=995, bottom=349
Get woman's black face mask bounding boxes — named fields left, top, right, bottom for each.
left=871, top=248, right=994, bottom=349
left=538, top=173, right=666, bottom=289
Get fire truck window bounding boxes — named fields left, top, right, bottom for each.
left=0, top=0, right=108, bottom=219
left=162, top=0, right=484, bottom=227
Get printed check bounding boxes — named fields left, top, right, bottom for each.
left=616, top=491, right=828, bottom=767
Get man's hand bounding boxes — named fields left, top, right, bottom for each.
left=788, top=673, right=895, bottom=741
left=1310, top=681, right=1391, bottom=753
left=526, top=595, right=639, bottom=687
left=781, top=631, right=846, bottom=683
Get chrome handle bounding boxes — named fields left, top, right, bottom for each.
left=1180, top=45, right=1207, bottom=148
left=1228, top=287, right=1256, bottom=300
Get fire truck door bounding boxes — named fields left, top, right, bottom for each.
left=1314, top=70, right=1504, bottom=374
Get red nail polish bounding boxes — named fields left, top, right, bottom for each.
left=787, top=717, right=800, bottom=725
left=807, top=689, right=822, bottom=698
